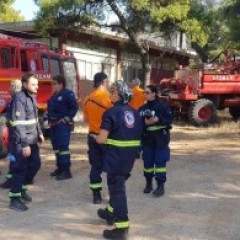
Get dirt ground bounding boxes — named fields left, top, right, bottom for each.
left=0, top=121, right=240, bottom=240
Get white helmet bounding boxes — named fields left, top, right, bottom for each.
left=110, top=80, right=133, bottom=103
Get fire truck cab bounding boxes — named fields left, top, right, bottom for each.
left=0, top=33, right=80, bottom=158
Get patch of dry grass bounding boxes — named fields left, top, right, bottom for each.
left=174, top=109, right=240, bottom=137
left=205, top=120, right=240, bottom=134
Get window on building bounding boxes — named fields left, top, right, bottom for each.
left=93, top=63, right=102, bottom=78
left=122, top=66, right=143, bottom=83
left=78, top=60, right=86, bottom=81
left=86, top=62, right=92, bottom=80
left=103, top=63, right=112, bottom=81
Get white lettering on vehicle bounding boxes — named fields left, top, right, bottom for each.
left=212, top=75, right=234, bottom=81
left=35, top=74, right=51, bottom=79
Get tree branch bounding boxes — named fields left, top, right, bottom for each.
left=106, top=0, right=147, bottom=54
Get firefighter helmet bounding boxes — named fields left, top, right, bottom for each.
left=110, top=80, right=132, bottom=103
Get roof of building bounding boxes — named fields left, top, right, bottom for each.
left=0, top=21, right=197, bottom=59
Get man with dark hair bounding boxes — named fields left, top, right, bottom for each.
left=48, top=74, right=79, bottom=180
left=8, top=73, right=44, bottom=211
left=83, top=72, right=112, bottom=204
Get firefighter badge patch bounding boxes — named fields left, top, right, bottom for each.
left=124, top=111, right=134, bottom=128
left=58, top=96, right=63, bottom=101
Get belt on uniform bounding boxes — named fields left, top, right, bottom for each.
left=146, top=125, right=166, bottom=131
left=49, top=118, right=73, bottom=127
left=89, top=131, right=99, bottom=135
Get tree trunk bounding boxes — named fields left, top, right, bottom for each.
left=139, top=42, right=151, bottom=86
left=106, top=0, right=152, bottom=86
left=140, top=51, right=151, bottom=86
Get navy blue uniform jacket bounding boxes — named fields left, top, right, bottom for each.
left=48, top=88, right=79, bottom=122
left=8, top=89, right=42, bottom=148
left=101, top=101, right=143, bottom=175
left=139, top=99, right=173, bottom=148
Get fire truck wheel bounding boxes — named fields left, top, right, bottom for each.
left=188, top=99, right=217, bottom=126
left=229, top=107, right=240, bottom=120
left=0, top=122, right=8, bottom=159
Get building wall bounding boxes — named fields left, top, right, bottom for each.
left=66, top=41, right=118, bottom=101
left=66, top=40, right=180, bottom=100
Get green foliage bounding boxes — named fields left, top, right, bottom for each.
left=182, top=0, right=228, bottom=62
left=0, top=0, right=24, bottom=22
left=34, top=0, right=215, bottom=82
left=223, top=0, right=240, bottom=42
left=34, top=0, right=97, bottom=35
left=202, top=0, right=240, bottom=61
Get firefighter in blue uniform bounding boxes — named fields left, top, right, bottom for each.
left=93, top=80, right=143, bottom=240
left=48, top=75, right=79, bottom=180
left=8, top=74, right=44, bottom=211
left=139, top=85, right=173, bottom=197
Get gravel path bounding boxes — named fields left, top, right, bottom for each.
left=0, top=126, right=240, bottom=240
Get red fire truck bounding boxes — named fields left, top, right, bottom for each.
left=0, top=32, right=80, bottom=158
left=159, top=57, right=240, bottom=126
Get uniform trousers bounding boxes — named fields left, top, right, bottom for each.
left=10, top=144, right=41, bottom=195
left=142, top=145, right=170, bottom=182
left=107, top=174, right=129, bottom=224
left=50, top=122, right=71, bottom=169
left=88, top=134, right=105, bottom=190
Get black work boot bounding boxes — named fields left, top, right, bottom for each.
left=97, top=208, right=114, bottom=225
left=153, top=181, right=165, bottom=197
left=9, top=198, right=28, bottom=211
left=21, top=191, right=32, bottom=202
left=56, top=169, right=72, bottom=181
left=0, top=179, right=11, bottom=189
left=143, top=178, right=153, bottom=193
left=50, top=168, right=61, bottom=177
left=103, top=228, right=128, bottom=240
left=92, top=190, right=102, bottom=204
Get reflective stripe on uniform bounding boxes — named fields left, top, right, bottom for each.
left=22, top=185, right=28, bottom=191
left=89, top=183, right=102, bottom=189
left=155, top=167, right=167, bottom=173
left=10, top=118, right=38, bottom=126
left=143, top=167, right=154, bottom=173
left=59, top=150, right=70, bottom=155
left=6, top=173, right=12, bottom=179
left=9, top=192, right=21, bottom=198
left=115, top=221, right=129, bottom=229
left=54, top=150, right=59, bottom=154
left=146, top=125, right=166, bottom=131
left=107, top=204, right=114, bottom=213
left=106, top=139, right=140, bottom=147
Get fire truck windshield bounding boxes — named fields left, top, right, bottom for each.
left=63, top=59, right=78, bottom=97
left=0, top=46, right=16, bottom=69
